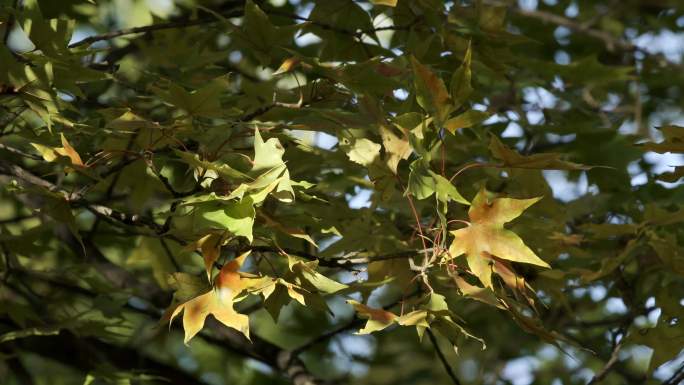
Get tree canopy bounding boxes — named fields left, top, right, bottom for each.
left=1, top=0, right=684, bottom=384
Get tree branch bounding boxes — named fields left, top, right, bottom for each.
left=72, top=1, right=245, bottom=69
left=514, top=8, right=635, bottom=52
left=9, top=328, right=209, bottom=385
left=68, top=18, right=219, bottom=48
left=265, top=8, right=416, bottom=38
left=482, top=0, right=636, bottom=52
left=0, top=142, right=43, bottom=160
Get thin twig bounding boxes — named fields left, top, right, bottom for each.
left=292, top=289, right=422, bottom=355
left=426, top=329, right=462, bottom=385
left=0, top=142, right=42, bottom=160
left=160, top=237, right=181, bottom=271
left=586, top=338, right=624, bottom=384
left=69, top=6, right=415, bottom=50
left=266, top=9, right=416, bottom=38
left=662, top=362, right=684, bottom=385
left=0, top=107, right=27, bottom=134
left=0, top=214, right=34, bottom=224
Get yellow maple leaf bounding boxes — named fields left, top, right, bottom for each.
left=170, top=250, right=253, bottom=343
left=193, top=233, right=223, bottom=280
left=347, top=300, right=397, bottom=334
left=447, top=188, right=549, bottom=288
left=32, top=133, right=84, bottom=167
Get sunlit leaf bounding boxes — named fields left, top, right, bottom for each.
left=447, top=188, right=548, bottom=287
left=170, top=251, right=255, bottom=343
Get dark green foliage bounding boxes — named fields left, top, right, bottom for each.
left=1, top=1, right=684, bottom=384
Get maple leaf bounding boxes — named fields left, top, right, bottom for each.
left=32, top=133, right=84, bottom=167
left=410, top=56, right=452, bottom=126
left=347, top=300, right=397, bottom=334
left=453, top=275, right=504, bottom=309
left=489, top=136, right=591, bottom=170
left=345, top=137, right=381, bottom=166
left=450, top=41, right=473, bottom=109
left=444, top=110, right=490, bottom=134
left=193, top=233, right=223, bottom=280
left=379, top=124, right=411, bottom=173
left=170, top=251, right=254, bottom=343
left=370, top=0, right=397, bottom=6
left=250, top=128, right=294, bottom=203
left=640, top=125, right=684, bottom=153
left=447, top=188, right=549, bottom=287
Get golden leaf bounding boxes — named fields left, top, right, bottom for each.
left=32, top=133, right=84, bottom=168
left=347, top=300, right=397, bottom=334
left=447, top=188, right=549, bottom=287
left=170, top=251, right=253, bottom=343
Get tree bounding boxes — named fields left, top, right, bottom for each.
left=1, top=0, right=683, bottom=384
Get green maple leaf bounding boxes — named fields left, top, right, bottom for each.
left=489, top=136, right=591, bottom=170
left=450, top=41, right=473, bottom=109
left=345, top=138, right=381, bottom=166
left=410, top=56, right=452, bottom=127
